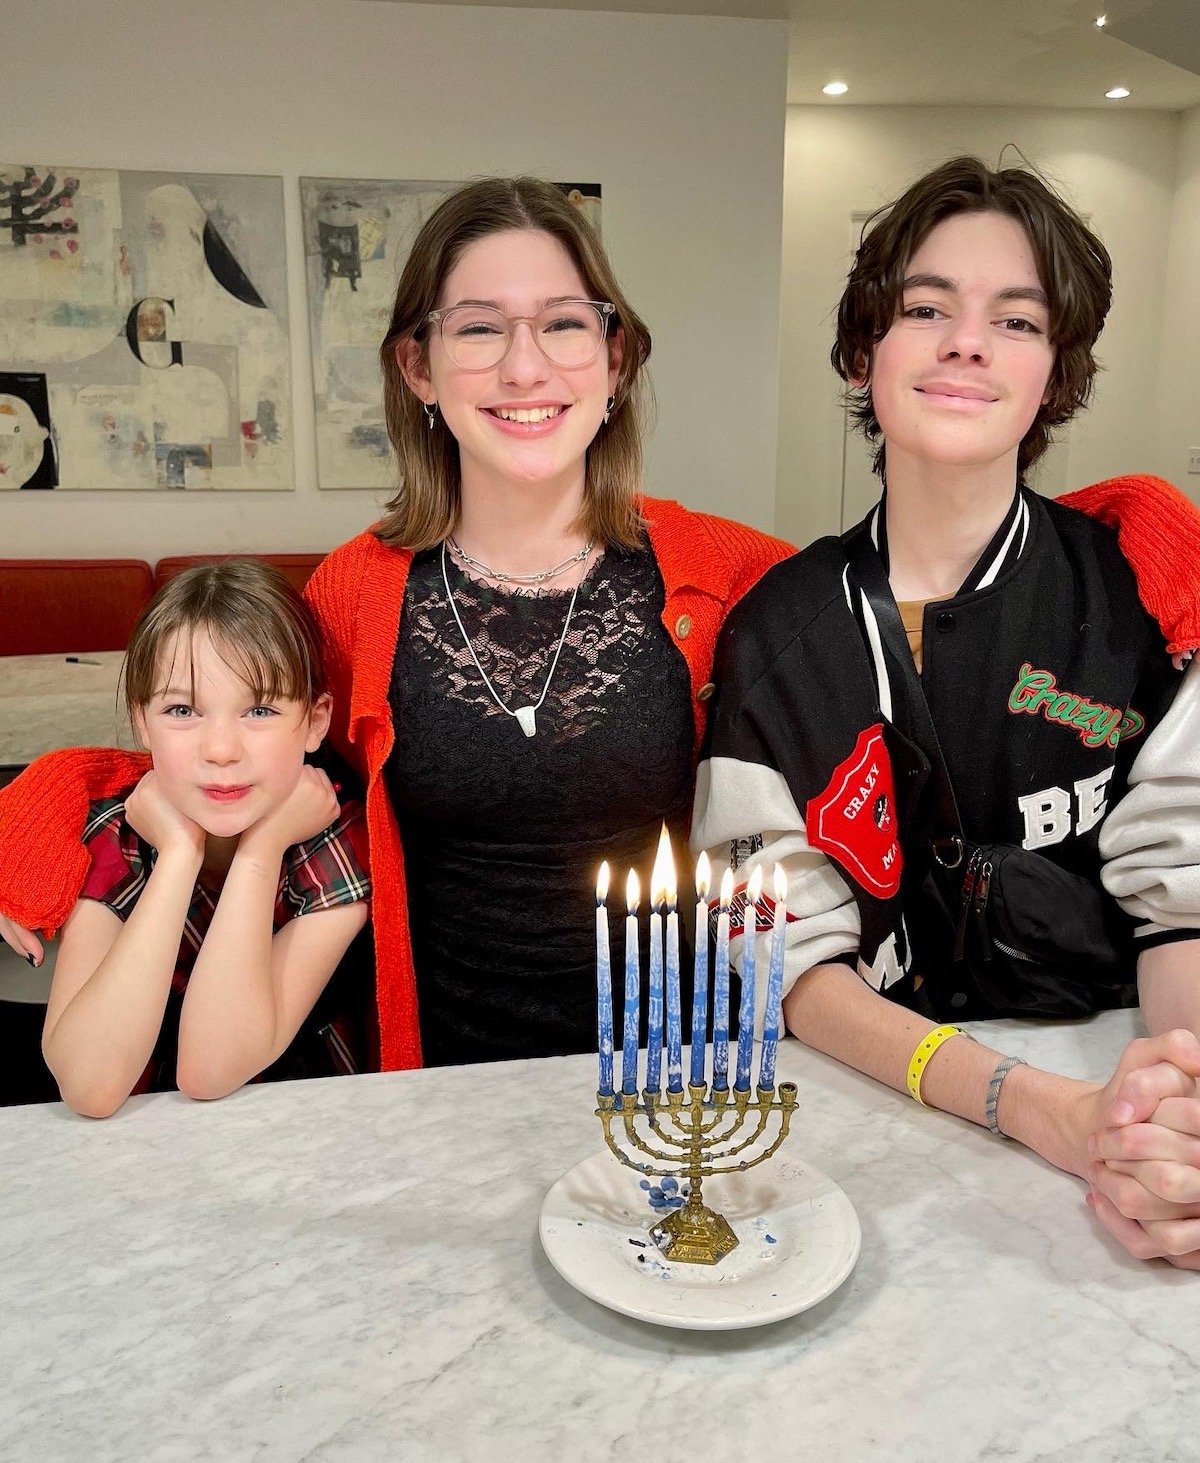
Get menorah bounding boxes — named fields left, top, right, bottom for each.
left=592, top=831, right=798, bottom=1265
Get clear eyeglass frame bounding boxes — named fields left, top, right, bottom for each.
left=424, top=300, right=615, bottom=371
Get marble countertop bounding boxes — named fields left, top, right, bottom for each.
left=0, top=651, right=135, bottom=765
left=2, top=1010, right=1196, bottom=1462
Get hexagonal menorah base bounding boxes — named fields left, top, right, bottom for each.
left=650, top=1198, right=739, bottom=1265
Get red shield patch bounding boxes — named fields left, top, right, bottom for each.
left=805, top=724, right=902, bottom=899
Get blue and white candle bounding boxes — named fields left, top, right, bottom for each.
left=734, top=866, right=763, bottom=1092
left=712, top=867, right=733, bottom=1090
left=758, top=864, right=788, bottom=1091
left=645, top=828, right=671, bottom=1095
left=646, top=900, right=664, bottom=1094
left=690, top=851, right=711, bottom=1087
left=621, top=869, right=641, bottom=1097
left=595, top=862, right=614, bottom=1097
left=665, top=891, right=683, bottom=1093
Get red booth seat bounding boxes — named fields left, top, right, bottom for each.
left=0, top=559, right=154, bottom=656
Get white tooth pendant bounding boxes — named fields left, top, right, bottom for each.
left=515, top=705, right=538, bottom=738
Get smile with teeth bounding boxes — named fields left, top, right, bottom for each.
left=488, top=405, right=566, bottom=424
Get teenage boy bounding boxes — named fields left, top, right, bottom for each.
left=693, top=156, right=1200, bottom=1268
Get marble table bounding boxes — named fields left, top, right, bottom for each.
left=0, top=651, right=136, bottom=767
left=2, top=1010, right=1196, bottom=1462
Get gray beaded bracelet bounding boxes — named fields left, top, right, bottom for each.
left=986, top=1056, right=1027, bottom=1136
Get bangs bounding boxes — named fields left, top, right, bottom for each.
left=150, top=626, right=311, bottom=707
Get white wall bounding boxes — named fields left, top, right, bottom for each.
left=0, top=0, right=788, bottom=560
left=1158, top=105, right=1200, bottom=493
left=777, top=105, right=1186, bottom=547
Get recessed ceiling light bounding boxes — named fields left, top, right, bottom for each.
left=1106, top=85, right=1131, bottom=98
left=823, top=81, right=849, bottom=96
left=1094, top=14, right=1107, bottom=26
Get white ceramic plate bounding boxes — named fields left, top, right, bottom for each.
left=539, top=1149, right=860, bottom=1330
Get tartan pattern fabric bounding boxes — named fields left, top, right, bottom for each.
left=79, top=791, right=371, bottom=992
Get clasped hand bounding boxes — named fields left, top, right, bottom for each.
left=1084, top=1030, right=1200, bottom=1269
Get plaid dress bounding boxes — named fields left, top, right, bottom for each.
left=79, top=790, right=371, bottom=1091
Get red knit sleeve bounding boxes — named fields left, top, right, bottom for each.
left=304, top=539, right=365, bottom=776
left=0, top=747, right=151, bottom=935
left=1060, top=474, right=1200, bottom=656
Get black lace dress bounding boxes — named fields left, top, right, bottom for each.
left=386, top=542, right=695, bottom=1066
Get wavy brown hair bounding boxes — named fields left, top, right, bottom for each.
left=123, top=560, right=326, bottom=718
left=376, top=178, right=653, bottom=551
left=832, top=155, right=1113, bottom=479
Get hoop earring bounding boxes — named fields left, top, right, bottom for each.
left=424, top=401, right=438, bottom=431
left=603, top=395, right=615, bottom=426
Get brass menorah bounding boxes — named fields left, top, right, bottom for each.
left=596, top=1080, right=798, bottom=1264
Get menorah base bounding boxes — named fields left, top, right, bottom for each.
left=650, top=1199, right=739, bottom=1265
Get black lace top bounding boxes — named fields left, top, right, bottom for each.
left=386, top=542, right=695, bottom=1066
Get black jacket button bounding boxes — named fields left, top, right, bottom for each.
left=936, top=611, right=956, bottom=633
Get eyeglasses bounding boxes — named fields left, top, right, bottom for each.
left=424, top=300, right=615, bottom=371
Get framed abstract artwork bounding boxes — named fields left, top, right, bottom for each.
left=301, top=178, right=601, bottom=490
left=0, top=165, right=292, bottom=490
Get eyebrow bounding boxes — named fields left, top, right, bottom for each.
left=445, top=295, right=585, bottom=310
left=902, top=273, right=1050, bottom=309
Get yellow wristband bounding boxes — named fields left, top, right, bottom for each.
left=907, top=1024, right=967, bottom=1105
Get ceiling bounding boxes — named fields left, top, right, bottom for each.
left=366, top=0, right=1200, bottom=109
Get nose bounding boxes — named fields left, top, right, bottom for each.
left=200, top=718, right=243, bottom=767
left=499, top=319, right=551, bottom=387
left=938, top=308, right=992, bottom=366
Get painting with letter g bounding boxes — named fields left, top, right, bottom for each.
left=0, top=165, right=292, bottom=490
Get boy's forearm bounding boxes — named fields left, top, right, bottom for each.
left=1137, top=940, right=1200, bottom=1037
left=45, top=848, right=198, bottom=1112
left=782, top=961, right=1094, bottom=1177
left=178, top=841, right=286, bottom=1092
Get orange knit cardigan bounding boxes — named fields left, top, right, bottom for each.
left=0, top=496, right=790, bottom=1070
left=3, top=479, right=1197, bottom=1067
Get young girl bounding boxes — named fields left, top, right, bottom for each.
left=41, top=560, right=370, bottom=1117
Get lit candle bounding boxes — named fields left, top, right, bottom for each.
left=758, top=865, right=788, bottom=1091
left=690, top=851, right=711, bottom=1087
left=662, top=832, right=684, bottom=1093
left=621, top=870, right=640, bottom=1097
left=734, top=866, right=763, bottom=1092
left=645, top=831, right=671, bottom=1095
left=712, top=867, right=733, bottom=1090
left=595, top=862, right=614, bottom=1097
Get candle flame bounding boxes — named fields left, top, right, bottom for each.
left=719, top=866, right=734, bottom=908
left=651, top=823, right=674, bottom=907
left=597, top=861, right=610, bottom=902
left=626, top=868, right=640, bottom=912
left=774, top=863, right=787, bottom=903
left=747, top=865, right=764, bottom=904
left=696, top=849, right=711, bottom=901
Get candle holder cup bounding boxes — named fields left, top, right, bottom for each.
left=596, top=1078, right=798, bottom=1265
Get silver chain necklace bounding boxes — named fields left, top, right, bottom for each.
left=446, top=535, right=593, bottom=587
left=440, top=540, right=582, bottom=739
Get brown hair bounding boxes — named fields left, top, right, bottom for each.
left=123, top=559, right=326, bottom=718
left=376, top=177, right=653, bottom=551
left=832, top=155, right=1113, bottom=478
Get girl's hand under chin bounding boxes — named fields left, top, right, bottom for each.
left=240, top=766, right=339, bottom=859
left=124, top=771, right=206, bottom=861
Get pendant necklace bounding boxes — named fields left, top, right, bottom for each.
left=441, top=540, right=584, bottom=739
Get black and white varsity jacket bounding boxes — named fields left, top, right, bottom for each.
left=692, top=488, right=1200, bottom=1021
